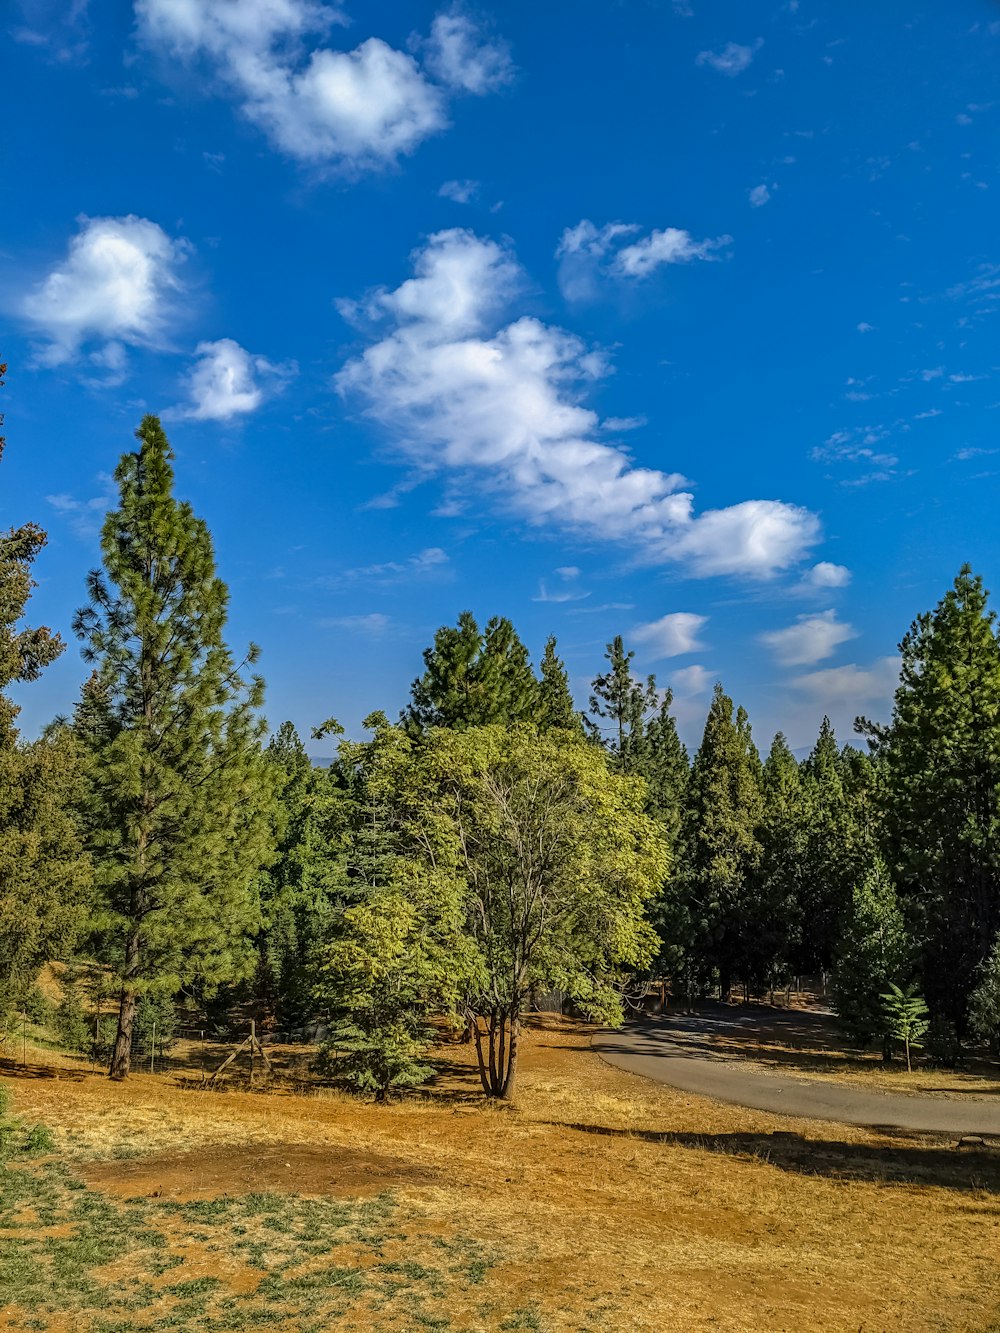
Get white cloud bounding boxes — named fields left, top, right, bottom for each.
left=423, top=8, right=513, bottom=94
left=856, top=321, right=875, bottom=333
left=670, top=664, right=713, bottom=697
left=803, top=561, right=852, bottom=589
left=632, top=612, right=707, bottom=658
left=135, top=0, right=510, bottom=170
left=615, top=227, right=731, bottom=278
left=556, top=219, right=731, bottom=300
left=22, top=214, right=189, bottom=367
left=748, top=183, right=771, bottom=207
left=337, top=229, right=820, bottom=579
left=696, top=39, right=762, bottom=76
left=790, top=656, right=899, bottom=709
left=761, top=609, right=858, bottom=667
left=439, top=178, right=479, bottom=204
left=178, top=338, right=295, bottom=421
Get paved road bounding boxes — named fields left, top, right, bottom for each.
left=594, top=1010, right=1000, bottom=1135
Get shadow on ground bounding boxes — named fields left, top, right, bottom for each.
left=545, top=1119, right=1000, bottom=1192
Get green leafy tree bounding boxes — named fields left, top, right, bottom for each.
left=860, top=568, right=1000, bottom=1033
left=880, top=982, right=930, bottom=1073
left=0, top=362, right=91, bottom=1015
left=832, top=859, right=910, bottom=1057
left=74, top=416, right=274, bottom=1079
left=439, top=725, right=667, bottom=1098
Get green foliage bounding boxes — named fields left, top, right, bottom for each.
left=588, top=635, right=660, bottom=776
left=536, top=636, right=583, bottom=733
left=880, top=982, right=930, bottom=1071
left=405, top=611, right=541, bottom=732
left=832, top=859, right=909, bottom=1053
left=73, top=417, right=275, bottom=1078
left=256, top=721, right=348, bottom=1025
left=862, top=567, right=1000, bottom=1034
left=969, top=935, right=1000, bottom=1050
left=0, top=366, right=91, bottom=1016
left=55, top=968, right=92, bottom=1052
left=675, top=684, right=763, bottom=998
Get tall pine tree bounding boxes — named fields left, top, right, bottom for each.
left=861, top=567, right=1000, bottom=1033
left=405, top=612, right=539, bottom=731
left=75, top=417, right=274, bottom=1079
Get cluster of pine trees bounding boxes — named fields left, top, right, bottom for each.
left=5, top=398, right=1000, bottom=1096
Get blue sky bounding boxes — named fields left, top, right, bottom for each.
left=3, top=0, right=1000, bottom=755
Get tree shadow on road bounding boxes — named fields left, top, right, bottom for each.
left=545, top=1119, right=1000, bottom=1193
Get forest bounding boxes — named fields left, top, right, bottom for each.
left=6, top=396, right=1000, bottom=1100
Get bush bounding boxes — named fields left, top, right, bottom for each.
left=55, top=970, right=91, bottom=1052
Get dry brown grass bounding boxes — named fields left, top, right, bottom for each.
left=4, top=1017, right=1000, bottom=1332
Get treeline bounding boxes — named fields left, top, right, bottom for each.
left=5, top=403, right=1000, bottom=1097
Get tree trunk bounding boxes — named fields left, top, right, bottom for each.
left=498, top=1017, right=520, bottom=1100
left=108, top=921, right=141, bottom=1080
left=905, top=1036, right=912, bottom=1074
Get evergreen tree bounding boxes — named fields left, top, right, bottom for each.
left=588, top=636, right=659, bottom=775
left=860, top=567, right=1000, bottom=1034
left=74, top=416, right=274, bottom=1079
left=832, top=858, right=909, bottom=1057
left=643, top=690, right=689, bottom=840
left=680, top=684, right=763, bottom=999
left=794, top=717, right=875, bottom=977
left=0, top=362, right=91, bottom=1014
left=405, top=612, right=539, bottom=731
left=746, top=733, right=805, bottom=993
left=536, top=636, right=583, bottom=732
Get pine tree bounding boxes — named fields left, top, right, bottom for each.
left=680, top=684, right=763, bottom=999
left=832, top=858, right=909, bottom=1057
left=860, top=567, right=1000, bottom=1034
left=747, top=733, right=805, bottom=993
left=0, top=362, right=91, bottom=1014
left=258, top=722, right=346, bottom=1025
left=536, top=636, right=583, bottom=732
left=588, top=636, right=659, bottom=775
left=643, top=690, right=689, bottom=840
left=405, top=612, right=539, bottom=731
left=74, top=416, right=274, bottom=1079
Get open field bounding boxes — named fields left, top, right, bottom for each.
left=2, top=1016, right=1000, bottom=1332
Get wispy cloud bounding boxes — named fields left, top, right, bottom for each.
left=320, top=546, right=450, bottom=589
left=696, top=39, right=762, bottom=76
left=556, top=219, right=731, bottom=300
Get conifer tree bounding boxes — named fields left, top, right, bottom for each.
left=746, top=733, right=805, bottom=992
left=74, top=416, right=273, bottom=1079
left=832, top=858, right=909, bottom=1057
left=680, top=684, right=763, bottom=999
left=588, top=636, right=659, bottom=774
left=0, top=362, right=91, bottom=1013
left=536, top=636, right=583, bottom=732
left=860, top=567, right=1000, bottom=1032
left=257, top=722, right=346, bottom=1024
left=405, top=612, right=539, bottom=731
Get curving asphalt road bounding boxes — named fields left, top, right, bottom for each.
left=594, top=1010, right=1000, bottom=1136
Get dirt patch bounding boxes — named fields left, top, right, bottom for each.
left=81, top=1141, right=440, bottom=1201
